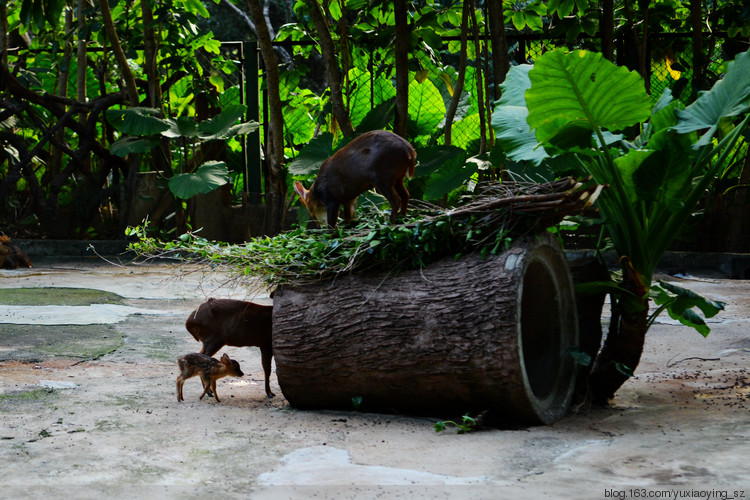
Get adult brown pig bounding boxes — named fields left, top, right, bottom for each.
left=294, top=129, right=416, bottom=228
left=185, top=298, right=274, bottom=398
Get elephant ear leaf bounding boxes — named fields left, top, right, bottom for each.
left=287, top=133, right=334, bottom=175
left=198, top=104, right=253, bottom=140
left=106, top=107, right=171, bottom=136
left=110, top=136, right=160, bottom=157
left=168, top=161, right=229, bottom=199
left=491, top=64, right=550, bottom=165
left=673, top=49, right=750, bottom=147
left=525, top=49, right=651, bottom=147
left=651, top=281, right=726, bottom=337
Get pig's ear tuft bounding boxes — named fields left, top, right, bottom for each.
left=293, top=181, right=308, bottom=201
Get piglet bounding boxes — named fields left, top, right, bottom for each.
left=185, top=298, right=274, bottom=397
left=176, top=352, right=243, bottom=403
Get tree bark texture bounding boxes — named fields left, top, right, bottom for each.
left=247, top=0, right=287, bottom=235
left=601, top=0, right=615, bottom=62
left=97, top=0, right=139, bottom=106
left=1, top=3, right=7, bottom=65
left=443, top=0, right=470, bottom=146
left=589, top=256, right=649, bottom=403
left=307, top=0, right=354, bottom=137
left=469, top=5, right=487, bottom=155
left=272, top=234, right=579, bottom=425
left=486, top=0, right=510, bottom=100
left=568, top=255, right=609, bottom=407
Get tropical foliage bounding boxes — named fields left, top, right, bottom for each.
left=0, top=0, right=247, bottom=238
left=2, top=0, right=750, bottom=239
left=492, top=47, right=750, bottom=400
left=4, top=0, right=749, bottom=404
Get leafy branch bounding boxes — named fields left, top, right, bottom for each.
left=127, top=176, right=602, bottom=287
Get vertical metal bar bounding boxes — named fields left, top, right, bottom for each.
left=244, top=41, right=262, bottom=203
left=236, top=42, right=247, bottom=197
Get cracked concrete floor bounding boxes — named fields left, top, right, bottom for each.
left=0, top=257, right=748, bottom=499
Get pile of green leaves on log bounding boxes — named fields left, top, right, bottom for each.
left=127, top=176, right=602, bottom=287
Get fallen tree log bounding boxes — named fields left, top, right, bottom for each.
left=272, top=233, right=578, bottom=425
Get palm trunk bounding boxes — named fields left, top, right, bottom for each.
left=1, top=3, right=8, bottom=65
left=444, top=0, right=471, bottom=146
left=97, top=0, right=139, bottom=106
left=469, top=4, right=486, bottom=155
left=307, top=0, right=354, bottom=137
left=589, top=256, right=649, bottom=403
left=601, top=0, right=615, bottom=62
left=394, top=0, right=409, bottom=138
left=52, top=9, right=73, bottom=180
left=486, top=0, right=509, bottom=100
left=247, top=0, right=287, bottom=235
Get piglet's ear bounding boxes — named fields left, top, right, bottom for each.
left=293, top=181, right=308, bottom=201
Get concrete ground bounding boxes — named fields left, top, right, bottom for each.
left=0, top=254, right=748, bottom=499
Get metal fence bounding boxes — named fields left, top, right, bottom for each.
left=249, top=32, right=737, bottom=153
left=217, top=32, right=744, bottom=198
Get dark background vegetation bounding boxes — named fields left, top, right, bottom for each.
left=0, top=0, right=748, bottom=249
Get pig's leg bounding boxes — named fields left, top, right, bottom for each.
left=210, top=381, right=221, bottom=403
left=394, top=180, right=410, bottom=217
left=199, top=375, right=212, bottom=400
left=199, top=341, right=223, bottom=397
left=375, top=182, right=403, bottom=224
left=260, top=344, right=275, bottom=398
left=342, top=198, right=358, bottom=224
left=176, top=376, right=185, bottom=402
left=325, top=204, right=340, bottom=229
left=200, top=340, right=223, bottom=357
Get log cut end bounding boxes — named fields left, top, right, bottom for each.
left=516, top=243, right=579, bottom=424
left=272, top=233, right=578, bottom=425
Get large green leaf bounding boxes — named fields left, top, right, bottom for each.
left=225, top=121, right=261, bottom=137
left=354, top=98, right=396, bottom=135
left=109, top=136, right=160, bottom=157
left=497, top=64, right=532, bottom=108
left=624, top=92, right=679, bottom=149
left=347, top=68, right=375, bottom=130
left=674, top=49, right=750, bottom=147
left=525, top=49, right=651, bottom=145
left=162, top=117, right=201, bottom=139
left=656, top=281, right=726, bottom=318
left=106, top=108, right=171, bottom=136
left=197, top=104, right=250, bottom=139
left=449, top=114, right=481, bottom=151
left=651, top=281, right=726, bottom=337
left=182, top=0, right=210, bottom=18
left=21, top=0, right=65, bottom=30
left=636, top=130, right=692, bottom=206
left=285, top=95, right=316, bottom=145
left=287, top=133, right=334, bottom=176
left=408, top=78, right=445, bottom=135
left=168, top=161, right=229, bottom=199
left=491, top=64, right=549, bottom=165
left=615, top=130, right=692, bottom=209
left=413, top=145, right=466, bottom=178
left=413, top=146, right=472, bottom=200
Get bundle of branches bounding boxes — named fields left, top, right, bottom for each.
left=127, top=176, right=603, bottom=287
